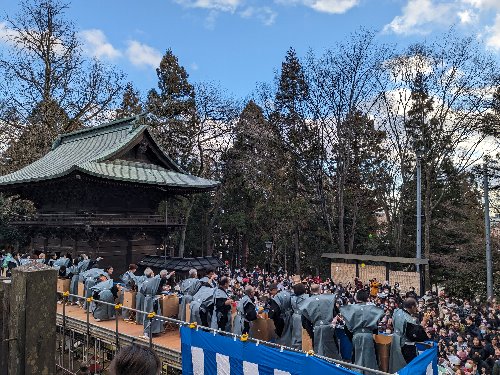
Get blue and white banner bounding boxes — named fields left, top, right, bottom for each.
left=181, top=326, right=357, bottom=375
left=180, top=326, right=438, bottom=375
left=397, top=343, right=437, bottom=375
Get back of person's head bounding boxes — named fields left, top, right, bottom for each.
left=144, top=267, right=153, bottom=277
left=356, top=289, right=370, bottom=302
left=292, top=283, right=306, bottom=296
left=218, top=276, right=229, bottom=287
left=128, top=264, right=137, bottom=271
left=109, top=345, right=160, bottom=375
left=403, top=298, right=417, bottom=310
left=189, top=268, right=197, bottom=278
left=310, top=284, right=321, bottom=294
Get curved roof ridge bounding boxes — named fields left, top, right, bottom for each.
left=51, top=115, right=137, bottom=150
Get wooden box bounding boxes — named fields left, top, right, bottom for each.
left=78, top=282, right=84, bottom=297
left=250, top=317, right=273, bottom=341
left=161, top=295, right=179, bottom=318
left=123, top=291, right=137, bottom=309
left=375, top=334, right=392, bottom=372
left=57, top=278, right=71, bottom=294
left=186, top=303, right=191, bottom=323
left=302, top=328, right=313, bottom=352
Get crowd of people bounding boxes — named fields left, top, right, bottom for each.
left=4, top=250, right=500, bottom=374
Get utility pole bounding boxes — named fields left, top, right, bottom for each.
left=484, top=161, right=494, bottom=299
left=416, top=149, right=423, bottom=272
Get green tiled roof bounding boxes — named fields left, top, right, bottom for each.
left=0, top=116, right=219, bottom=190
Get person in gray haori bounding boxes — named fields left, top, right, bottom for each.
left=68, top=257, right=89, bottom=304
left=267, top=284, right=293, bottom=347
left=81, top=267, right=104, bottom=311
left=199, top=269, right=217, bottom=288
left=179, top=269, right=201, bottom=322
left=135, top=268, right=152, bottom=325
left=210, top=276, right=234, bottom=332
left=119, top=264, right=138, bottom=319
left=53, top=253, right=71, bottom=269
left=290, top=282, right=308, bottom=349
left=91, top=275, right=121, bottom=321
left=141, top=271, right=163, bottom=338
left=233, top=285, right=258, bottom=335
left=340, top=289, right=384, bottom=374
left=389, top=297, right=430, bottom=373
left=190, top=284, right=216, bottom=327
left=301, top=284, right=340, bottom=359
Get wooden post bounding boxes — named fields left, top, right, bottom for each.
left=8, top=263, right=57, bottom=375
left=0, top=278, right=11, bottom=373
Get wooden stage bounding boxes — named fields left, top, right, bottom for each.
left=56, top=303, right=182, bottom=352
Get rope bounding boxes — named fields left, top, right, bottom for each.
left=58, top=291, right=393, bottom=375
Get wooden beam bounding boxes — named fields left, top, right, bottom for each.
left=321, top=253, right=429, bottom=265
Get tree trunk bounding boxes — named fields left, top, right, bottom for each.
left=424, top=169, right=432, bottom=291
left=338, top=169, right=346, bottom=254
left=294, top=223, right=300, bottom=274
left=348, top=199, right=359, bottom=254
left=178, top=198, right=195, bottom=258
left=242, top=234, right=249, bottom=267
left=395, top=207, right=404, bottom=257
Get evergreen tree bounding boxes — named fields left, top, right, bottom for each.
left=146, top=49, right=197, bottom=170
left=272, top=47, right=318, bottom=274
left=116, top=83, right=143, bottom=119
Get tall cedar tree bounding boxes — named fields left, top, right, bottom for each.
left=406, top=72, right=440, bottom=288
left=219, top=101, right=270, bottom=266
left=116, top=83, right=143, bottom=119
left=146, top=49, right=197, bottom=257
left=272, top=48, right=317, bottom=274
left=146, top=49, right=197, bottom=170
left=340, top=111, right=391, bottom=254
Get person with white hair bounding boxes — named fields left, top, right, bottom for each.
left=179, top=268, right=201, bottom=321
left=141, top=269, right=163, bottom=338
left=136, top=268, right=153, bottom=324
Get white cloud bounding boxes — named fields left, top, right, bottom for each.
left=462, top=0, right=500, bottom=10
left=383, top=0, right=455, bottom=35
left=485, top=13, right=500, bottom=50
left=275, top=0, right=359, bottom=14
left=457, top=9, right=477, bottom=24
left=80, top=29, right=121, bottom=60
left=126, top=41, right=162, bottom=69
left=0, top=22, right=17, bottom=44
left=173, top=0, right=242, bottom=12
left=240, top=6, right=277, bottom=25
left=307, top=0, right=359, bottom=14
left=190, top=62, right=199, bottom=71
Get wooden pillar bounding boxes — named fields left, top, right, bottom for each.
left=126, top=233, right=133, bottom=267
left=8, top=263, right=57, bottom=375
left=0, top=278, right=11, bottom=373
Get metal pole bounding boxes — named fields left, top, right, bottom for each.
left=149, top=316, right=153, bottom=348
left=62, top=294, right=66, bottom=371
left=164, top=199, right=169, bottom=260
left=484, top=162, right=494, bottom=299
left=115, top=307, right=120, bottom=350
left=416, top=151, right=422, bottom=273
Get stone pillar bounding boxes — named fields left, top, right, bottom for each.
left=8, top=263, right=57, bottom=375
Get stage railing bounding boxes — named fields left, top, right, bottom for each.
left=56, top=291, right=394, bottom=375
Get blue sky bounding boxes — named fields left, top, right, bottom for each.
left=2, top=0, right=500, bottom=99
